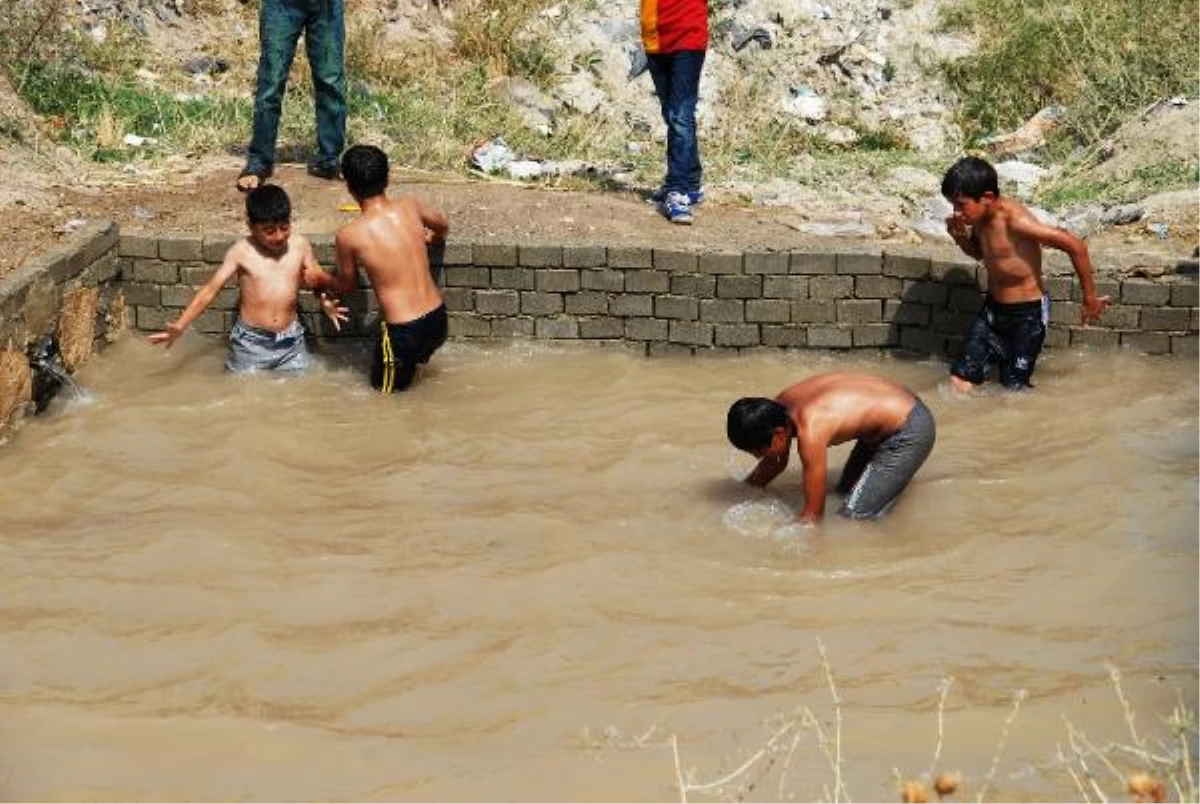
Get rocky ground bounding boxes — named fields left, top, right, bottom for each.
left=0, top=0, right=1196, bottom=281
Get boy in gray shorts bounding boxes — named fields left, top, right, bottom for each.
left=726, top=372, right=936, bottom=524
left=149, top=185, right=348, bottom=372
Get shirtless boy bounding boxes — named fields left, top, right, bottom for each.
left=726, top=372, right=936, bottom=524
left=331, top=144, right=449, bottom=393
left=149, top=184, right=347, bottom=372
left=942, top=156, right=1109, bottom=391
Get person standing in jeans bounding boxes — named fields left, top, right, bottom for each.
left=641, top=0, right=708, bottom=225
left=236, top=0, right=347, bottom=191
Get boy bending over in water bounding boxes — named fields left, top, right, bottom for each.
left=942, top=156, right=1109, bottom=391
left=727, top=372, right=936, bottom=524
left=149, top=184, right=347, bottom=371
left=330, top=144, right=449, bottom=393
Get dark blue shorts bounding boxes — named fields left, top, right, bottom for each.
left=951, top=296, right=1049, bottom=389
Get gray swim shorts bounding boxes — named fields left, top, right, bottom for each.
left=837, top=398, right=936, bottom=520
left=224, top=317, right=311, bottom=373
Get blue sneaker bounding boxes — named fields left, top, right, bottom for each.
left=649, top=187, right=704, bottom=206
left=661, top=191, right=694, bottom=225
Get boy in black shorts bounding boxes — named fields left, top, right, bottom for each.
left=330, top=145, right=449, bottom=392
left=941, top=157, right=1109, bottom=390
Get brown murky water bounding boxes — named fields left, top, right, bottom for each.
left=0, top=335, right=1196, bottom=802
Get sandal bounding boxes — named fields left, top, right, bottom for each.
left=236, top=165, right=273, bottom=192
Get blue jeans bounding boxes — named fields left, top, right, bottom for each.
left=646, top=49, right=705, bottom=195
left=246, top=0, right=346, bottom=172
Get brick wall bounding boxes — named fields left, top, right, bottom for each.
left=115, top=234, right=1200, bottom=358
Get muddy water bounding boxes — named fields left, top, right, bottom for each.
left=0, top=335, right=1195, bottom=802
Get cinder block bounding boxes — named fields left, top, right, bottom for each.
left=131, top=259, right=178, bottom=284
left=836, top=299, right=882, bottom=324
left=714, top=324, right=760, bottom=347
left=625, top=270, right=670, bottom=293
left=520, top=291, right=563, bottom=316
left=519, top=244, right=563, bottom=267
left=179, top=263, right=219, bottom=284
left=700, top=298, right=745, bottom=323
left=563, top=245, right=606, bottom=268
left=671, top=274, right=716, bottom=297
left=792, top=300, right=835, bottom=324
left=611, top=294, right=654, bottom=317
left=1093, top=304, right=1138, bottom=329
left=1170, top=281, right=1199, bottom=307
left=1139, top=307, right=1193, bottom=332
left=902, top=280, right=948, bottom=306
left=1120, top=331, right=1171, bottom=354
left=668, top=320, right=713, bottom=346
left=1171, top=334, right=1198, bottom=356
left=441, top=287, right=474, bottom=312
left=159, top=237, right=204, bottom=262
left=448, top=313, right=491, bottom=338
left=476, top=289, right=520, bottom=316
left=474, top=243, right=518, bottom=266
left=836, top=252, right=882, bottom=275
left=697, top=252, right=743, bottom=275
left=490, top=267, right=536, bottom=290
left=882, top=253, right=931, bottom=279
left=536, top=318, right=579, bottom=338
left=626, top=318, right=668, bottom=341
left=790, top=251, right=836, bottom=275
left=1069, top=327, right=1119, bottom=349
left=716, top=275, right=761, bottom=298
left=444, top=265, right=489, bottom=287
left=537, top=270, right=581, bottom=292
left=745, top=299, right=790, bottom=323
left=899, top=326, right=946, bottom=356
left=762, top=324, right=807, bottom=347
left=884, top=299, right=930, bottom=326
left=947, top=286, right=984, bottom=313
left=655, top=296, right=698, bottom=320
left=744, top=251, right=789, bottom=274
left=608, top=246, right=653, bottom=269
left=581, top=269, right=624, bottom=292
left=807, top=326, right=852, bottom=348
left=119, top=234, right=158, bottom=258
left=654, top=250, right=698, bottom=272
left=565, top=292, right=609, bottom=315
left=119, top=283, right=160, bottom=307
left=203, top=236, right=238, bottom=263
left=853, top=324, right=895, bottom=347
left=491, top=317, right=535, bottom=338
left=854, top=275, right=902, bottom=299
left=1120, top=279, right=1171, bottom=305
left=579, top=318, right=624, bottom=339
left=808, top=275, right=854, bottom=301
left=763, top=275, right=808, bottom=299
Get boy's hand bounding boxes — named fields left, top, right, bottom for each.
left=945, top=213, right=970, bottom=241
left=319, top=292, right=350, bottom=331
left=1080, top=293, right=1111, bottom=325
left=148, top=323, right=183, bottom=348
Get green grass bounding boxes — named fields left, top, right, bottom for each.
left=1037, top=159, right=1200, bottom=208
left=937, top=0, right=1199, bottom=151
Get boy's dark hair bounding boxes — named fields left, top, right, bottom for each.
left=245, top=184, right=291, bottom=225
left=341, top=144, right=389, bottom=199
left=727, top=397, right=790, bottom=452
left=941, top=156, right=999, bottom=201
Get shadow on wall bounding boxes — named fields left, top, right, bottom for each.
left=888, top=265, right=980, bottom=364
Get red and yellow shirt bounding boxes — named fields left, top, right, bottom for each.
left=640, top=0, right=709, bottom=54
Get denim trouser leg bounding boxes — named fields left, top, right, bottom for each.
left=646, top=49, right=705, bottom=195
left=304, top=0, right=346, bottom=168
left=247, top=0, right=306, bottom=171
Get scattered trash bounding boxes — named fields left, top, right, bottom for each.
left=123, top=133, right=158, bottom=148
left=469, top=136, right=516, bottom=174
left=467, top=135, right=633, bottom=185
left=782, top=86, right=827, bottom=121
left=338, top=202, right=361, bottom=213
left=628, top=47, right=648, bottom=80
left=731, top=25, right=773, bottom=52
left=1148, top=222, right=1170, bottom=239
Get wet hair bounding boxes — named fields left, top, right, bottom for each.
left=341, top=144, right=389, bottom=199
left=245, top=184, right=291, bottom=225
left=941, top=156, right=999, bottom=201
left=726, top=397, right=790, bottom=452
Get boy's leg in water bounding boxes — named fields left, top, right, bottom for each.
left=836, top=439, right=876, bottom=495
left=839, top=401, right=936, bottom=519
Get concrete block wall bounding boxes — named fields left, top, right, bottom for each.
left=112, top=234, right=1200, bottom=358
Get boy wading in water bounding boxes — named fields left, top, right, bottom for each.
left=727, top=372, right=936, bottom=525
left=331, top=144, right=449, bottom=393
left=149, top=184, right=347, bottom=371
left=942, top=156, right=1110, bottom=391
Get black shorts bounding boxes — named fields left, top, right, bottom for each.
left=951, top=296, right=1048, bottom=389
left=371, top=305, right=448, bottom=393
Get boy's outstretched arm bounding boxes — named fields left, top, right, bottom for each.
left=418, top=201, right=449, bottom=243
left=298, top=240, right=349, bottom=331
left=1009, top=214, right=1110, bottom=324
left=147, top=250, right=239, bottom=347
left=331, top=230, right=360, bottom=295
